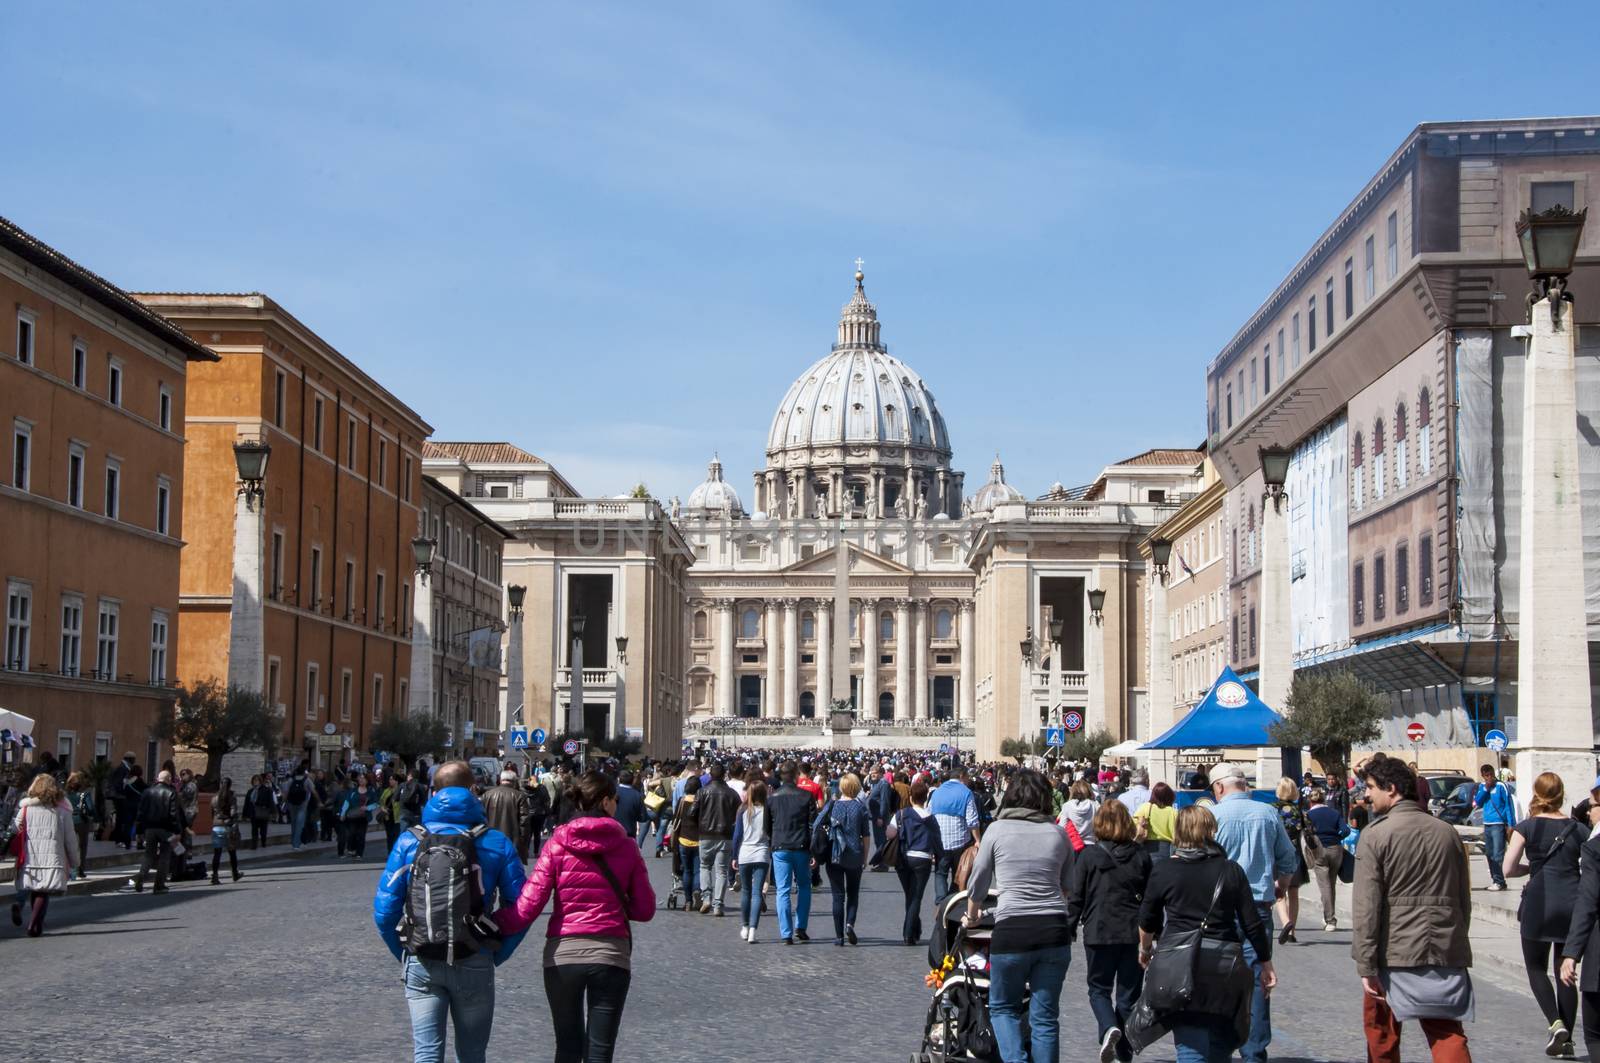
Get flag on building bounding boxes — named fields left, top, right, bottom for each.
left=467, top=628, right=502, bottom=669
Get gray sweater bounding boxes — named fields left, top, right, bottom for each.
left=965, top=811, right=1074, bottom=922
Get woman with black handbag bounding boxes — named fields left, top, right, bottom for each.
left=1130, top=804, right=1275, bottom=1063
left=1506, top=771, right=1588, bottom=1056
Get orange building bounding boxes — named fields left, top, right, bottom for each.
left=134, top=293, right=432, bottom=771
left=0, top=216, right=217, bottom=775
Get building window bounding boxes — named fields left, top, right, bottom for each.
left=108, top=359, right=123, bottom=406
left=1364, top=235, right=1376, bottom=298
left=400, top=583, right=410, bottom=635
left=156, top=478, right=171, bottom=535
left=1225, top=385, right=1233, bottom=429
left=270, top=531, right=285, bottom=600
left=1386, top=211, right=1398, bottom=278
left=1248, top=606, right=1257, bottom=657
left=740, top=608, right=760, bottom=639
left=1395, top=541, right=1410, bottom=615
left=1343, top=259, right=1354, bottom=319
left=306, top=662, right=320, bottom=720
left=309, top=546, right=323, bottom=610
left=1231, top=613, right=1239, bottom=662
left=1325, top=279, right=1336, bottom=336
left=1262, top=346, right=1271, bottom=393
left=1291, top=314, right=1301, bottom=366
left=1276, top=328, right=1285, bottom=385
left=340, top=668, right=353, bottom=722
left=1531, top=181, right=1576, bottom=213
left=1250, top=359, right=1258, bottom=405
left=1351, top=432, right=1365, bottom=509
left=5, top=582, right=31, bottom=671
left=398, top=678, right=408, bottom=714
left=94, top=733, right=110, bottom=762
left=15, top=312, right=34, bottom=365
left=347, top=416, right=358, bottom=469
left=267, top=657, right=282, bottom=710
left=879, top=611, right=894, bottom=641
left=1373, top=552, right=1387, bottom=621
left=935, top=609, right=953, bottom=639
left=67, top=444, right=85, bottom=507
left=12, top=421, right=31, bottom=490
left=1394, top=402, right=1409, bottom=488
left=1418, top=388, right=1433, bottom=474
left=377, top=439, right=388, bottom=488
left=104, top=460, right=121, bottom=519
left=739, top=539, right=763, bottom=562
left=95, top=601, right=119, bottom=680
left=1372, top=419, right=1386, bottom=500
left=372, top=674, right=384, bottom=723
left=801, top=612, right=816, bottom=641
left=1353, top=560, right=1365, bottom=626
left=1419, top=532, right=1434, bottom=606
left=72, top=343, right=86, bottom=388
left=312, top=396, right=325, bottom=452
left=343, top=559, right=356, bottom=619
left=149, top=612, right=169, bottom=684
left=273, top=370, right=287, bottom=428
left=375, top=571, right=386, bottom=630
left=60, top=596, right=82, bottom=677
left=1308, top=296, right=1318, bottom=353
left=402, top=455, right=413, bottom=501
left=158, top=386, right=172, bottom=431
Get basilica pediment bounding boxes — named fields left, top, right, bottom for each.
left=779, top=543, right=915, bottom=577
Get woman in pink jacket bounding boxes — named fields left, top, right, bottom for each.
left=495, top=770, right=655, bottom=1063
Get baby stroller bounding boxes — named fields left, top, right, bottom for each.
left=912, top=888, right=1022, bottom=1063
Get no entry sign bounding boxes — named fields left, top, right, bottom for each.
left=1406, top=721, right=1426, bottom=744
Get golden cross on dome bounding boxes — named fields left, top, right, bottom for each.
left=854, top=257, right=865, bottom=274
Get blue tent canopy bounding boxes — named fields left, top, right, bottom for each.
left=1144, top=666, right=1284, bottom=750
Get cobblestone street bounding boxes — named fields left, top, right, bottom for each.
left=6, top=845, right=1550, bottom=1062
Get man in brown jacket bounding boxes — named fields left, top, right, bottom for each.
left=481, top=769, right=535, bottom=863
left=1353, top=753, right=1474, bottom=1063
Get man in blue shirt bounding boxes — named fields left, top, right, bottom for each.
left=929, top=767, right=980, bottom=905
left=1210, top=762, right=1298, bottom=1063
left=373, top=761, right=527, bottom=1063
left=1472, top=763, right=1514, bottom=891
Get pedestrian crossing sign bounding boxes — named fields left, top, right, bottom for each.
left=1045, top=727, right=1066, bottom=747
left=510, top=728, right=529, bottom=749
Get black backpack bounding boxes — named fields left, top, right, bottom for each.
left=287, top=777, right=308, bottom=804
left=526, top=782, right=551, bottom=817
left=397, top=826, right=501, bottom=963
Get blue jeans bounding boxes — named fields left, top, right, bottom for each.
left=1173, top=1016, right=1240, bottom=1063
left=739, top=862, right=769, bottom=929
left=1240, top=901, right=1273, bottom=1063
left=403, top=952, right=495, bottom=1063
left=680, top=844, right=701, bottom=897
left=772, top=849, right=811, bottom=939
left=988, top=944, right=1071, bottom=1063
left=289, top=802, right=310, bottom=849
left=1483, top=822, right=1508, bottom=887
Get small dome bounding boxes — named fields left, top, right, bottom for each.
left=970, top=455, right=1024, bottom=513
left=685, top=455, right=743, bottom=516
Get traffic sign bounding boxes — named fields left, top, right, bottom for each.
left=1044, top=727, right=1066, bottom=747
left=1063, top=711, right=1084, bottom=733
left=509, top=728, right=529, bottom=750
left=531, top=728, right=547, bottom=747
left=1406, top=721, right=1426, bottom=745
left=562, top=739, right=580, bottom=756
left=1484, top=728, right=1509, bottom=753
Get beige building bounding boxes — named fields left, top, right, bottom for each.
left=424, top=442, right=691, bottom=759
left=0, top=216, right=216, bottom=774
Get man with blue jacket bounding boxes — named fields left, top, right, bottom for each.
left=1473, top=763, right=1515, bottom=891
left=373, top=760, right=527, bottom=1063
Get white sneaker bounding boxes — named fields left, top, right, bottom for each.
left=1098, top=1027, right=1121, bottom=1063
left=1323, top=921, right=1337, bottom=932
left=746, top=928, right=757, bottom=943
left=739, top=926, right=749, bottom=941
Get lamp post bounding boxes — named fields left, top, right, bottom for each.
left=408, top=536, right=436, bottom=717
left=568, top=613, right=587, bottom=737
left=504, top=584, right=526, bottom=744
left=1257, top=444, right=1293, bottom=786
left=613, top=634, right=629, bottom=744
left=1512, top=203, right=1591, bottom=803
left=1146, top=537, right=1175, bottom=784
left=1085, top=585, right=1107, bottom=735
left=227, top=439, right=271, bottom=704
left=1048, top=615, right=1065, bottom=748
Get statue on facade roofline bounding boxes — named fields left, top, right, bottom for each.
left=914, top=494, right=928, bottom=520
left=864, top=493, right=878, bottom=521
left=670, top=495, right=681, bottom=519
left=894, top=494, right=908, bottom=519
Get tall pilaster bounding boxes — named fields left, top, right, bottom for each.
left=816, top=599, right=833, bottom=711
left=914, top=601, right=930, bottom=720
left=408, top=567, right=434, bottom=716
left=1258, top=493, right=1293, bottom=715
left=227, top=486, right=266, bottom=695
left=1085, top=579, right=1107, bottom=734
left=764, top=601, right=781, bottom=718
left=861, top=597, right=879, bottom=720
left=1147, top=564, right=1176, bottom=784
left=782, top=599, right=799, bottom=719
left=958, top=601, right=975, bottom=721
left=716, top=602, right=735, bottom=717
left=1514, top=289, right=1595, bottom=802
left=895, top=599, right=912, bottom=720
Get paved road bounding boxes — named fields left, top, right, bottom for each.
left=4, top=843, right=1561, bottom=1062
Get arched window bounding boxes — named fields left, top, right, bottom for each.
left=799, top=691, right=815, bottom=718
left=1394, top=402, right=1409, bottom=488
left=1418, top=387, right=1433, bottom=474
left=934, top=609, right=953, bottom=639
left=800, top=611, right=815, bottom=641
left=692, top=610, right=708, bottom=640
left=740, top=608, right=759, bottom=639
left=879, top=611, right=894, bottom=641
left=878, top=691, right=894, bottom=720
left=1372, top=418, right=1387, bottom=500
left=1351, top=432, right=1366, bottom=509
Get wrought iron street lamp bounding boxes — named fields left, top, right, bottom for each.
left=411, top=536, right=436, bottom=582
left=1517, top=204, right=1587, bottom=325
left=1149, top=537, right=1173, bottom=583
left=1259, top=445, right=1291, bottom=512
left=615, top=635, right=629, bottom=665
left=232, top=440, right=270, bottom=506
left=1087, top=587, right=1107, bottom=624
left=506, top=584, right=526, bottom=618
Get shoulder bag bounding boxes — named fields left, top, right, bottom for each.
left=1139, top=867, right=1228, bottom=1012
left=810, top=799, right=836, bottom=862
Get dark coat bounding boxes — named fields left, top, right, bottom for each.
left=612, top=785, right=647, bottom=841
left=135, top=782, right=185, bottom=834
left=867, top=777, right=899, bottom=822
left=482, top=784, right=534, bottom=861
left=768, top=783, right=817, bottom=851
left=693, top=780, right=742, bottom=840
left=1066, top=840, right=1153, bottom=946
left=1563, top=834, right=1600, bottom=991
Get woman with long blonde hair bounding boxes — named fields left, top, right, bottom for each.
left=10, top=772, right=78, bottom=936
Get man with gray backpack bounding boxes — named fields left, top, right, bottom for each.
left=373, top=760, right=528, bottom=1062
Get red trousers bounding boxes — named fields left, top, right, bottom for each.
left=1363, top=991, right=1471, bottom=1063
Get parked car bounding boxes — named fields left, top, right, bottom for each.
left=1438, top=780, right=1481, bottom=826
left=1421, top=772, right=1471, bottom=816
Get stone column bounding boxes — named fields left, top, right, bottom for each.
left=1086, top=578, right=1107, bottom=734
left=914, top=601, right=930, bottom=720
left=958, top=601, right=975, bottom=720
left=504, top=609, right=524, bottom=737
left=717, top=602, right=735, bottom=717
left=1514, top=290, right=1595, bottom=802
left=861, top=597, right=878, bottom=721
left=816, top=599, right=832, bottom=711
left=764, top=601, right=781, bottom=718
left=782, top=599, right=799, bottom=719
left=1147, top=563, right=1176, bottom=785
left=227, top=484, right=266, bottom=695
left=895, top=599, right=913, bottom=720
left=408, top=565, right=434, bottom=716
left=1258, top=487, right=1292, bottom=785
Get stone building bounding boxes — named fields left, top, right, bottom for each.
left=1202, top=115, right=1600, bottom=768
left=0, top=216, right=216, bottom=775
left=134, top=293, right=432, bottom=771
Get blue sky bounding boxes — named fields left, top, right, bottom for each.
left=6, top=2, right=1594, bottom=500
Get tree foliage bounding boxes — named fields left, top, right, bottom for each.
left=152, top=677, right=279, bottom=784
left=1059, top=727, right=1117, bottom=766
left=1266, top=669, right=1387, bottom=781
left=369, top=713, right=450, bottom=768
